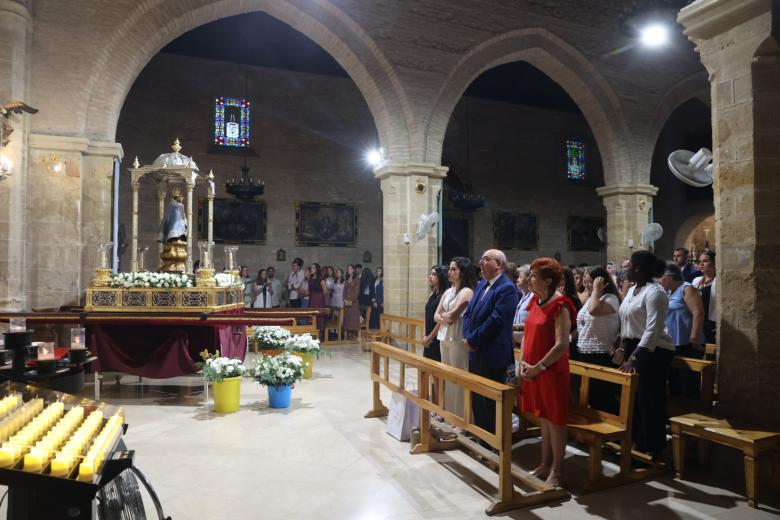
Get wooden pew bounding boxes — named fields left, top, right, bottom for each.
left=362, top=314, right=424, bottom=353
left=667, top=356, right=716, bottom=416
left=366, top=341, right=568, bottom=514
left=520, top=360, right=663, bottom=492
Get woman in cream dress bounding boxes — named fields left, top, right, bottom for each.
left=434, top=257, right=477, bottom=419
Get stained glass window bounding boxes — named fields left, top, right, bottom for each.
left=566, top=140, right=585, bottom=180
left=214, top=97, right=250, bottom=147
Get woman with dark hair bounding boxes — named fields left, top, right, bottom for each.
left=692, top=250, right=717, bottom=343
left=307, top=263, right=327, bottom=338
left=573, top=267, right=589, bottom=306
left=576, top=266, right=621, bottom=412
left=434, top=257, right=477, bottom=419
left=619, top=250, right=674, bottom=460
left=560, top=267, right=582, bottom=358
left=343, top=264, right=360, bottom=339
left=370, top=267, right=384, bottom=329
left=240, top=265, right=253, bottom=307
left=661, top=262, right=705, bottom=398
left=519, top=257, right=576, bottom=487
left=252, top=269, right=273, bottom=309
left=423, top=265, right=449, bottom=362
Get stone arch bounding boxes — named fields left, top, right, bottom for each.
left=78, top=0, right=413, bottom=159
left=648, top=72, right=711, bottom=150
left=674, top=212, right=715, bottom=252
left=422, top=28, right=631, bottom=185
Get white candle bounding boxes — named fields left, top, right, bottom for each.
left=9, top=319, right=25, bottom=332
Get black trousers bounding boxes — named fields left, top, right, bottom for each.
left=633, top=347, right=674, bottom=456
left=669, top=344, right=703, bottom=400
left=289, top=299, right=301, bottom=308
left=577, top=352, right=619, bottom=415
left=468, top=355, right=507, bottom=436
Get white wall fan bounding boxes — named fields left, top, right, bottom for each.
left=403, top=212, right=440, bottom=244
left=668, top=148, right=713, bottom=187
left=640, top=222, right=663, bottom=249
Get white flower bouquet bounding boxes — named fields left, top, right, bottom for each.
left=198, top=350, right=247, bottom=383
left=252, top=353, right=305, bottom=387
left=110, top=271, right=193, bottom=289
left=284, top=333, right=321, bottom=355
left=215, top=272, right=243, bottom=288
left=251, top=326, right=291, bottom=350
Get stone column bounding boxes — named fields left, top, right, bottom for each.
left=680, top=0, right=780, bottom=427
left=0, top=0, right=31, bottom=311
left=596, top=184, right=658, bottom=262
left=375, top=162, right=447, bottom=319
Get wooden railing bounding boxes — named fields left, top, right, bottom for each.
left=365, top=341, right=567, bottom=514
left=668, top=356, right=716, bottom=415
left=362, top=314, right=424, bottom=353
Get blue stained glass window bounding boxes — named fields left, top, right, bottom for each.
left=214, top=97, right=250, bottom=147
left=566, top=140, right=585, bottom=180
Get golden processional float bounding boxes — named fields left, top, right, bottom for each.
left=85, top=139, right=244, bottom=313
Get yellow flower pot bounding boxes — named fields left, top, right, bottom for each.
left=212, top=376, right=242, bottom=413
left=294, top=351, right=314, bottom=379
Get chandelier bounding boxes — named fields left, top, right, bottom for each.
left=225, top=159, right=264, bottom=201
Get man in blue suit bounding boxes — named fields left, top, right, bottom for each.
left=463, top=249, right=519, bottom=435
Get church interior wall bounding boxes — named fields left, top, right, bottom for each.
left=442, top=96, right=607, bottom=266
left=116, top=53, right=382, bottom=276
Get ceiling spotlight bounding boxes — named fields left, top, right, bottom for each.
left=366, top=148, right=384, bottom=166
left=640, top=24, right=669, bottom=47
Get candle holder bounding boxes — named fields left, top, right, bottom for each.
left=92, top=242, right=114, bottom=287
left=70, top=327, right=86, bottom=350
left=9, top=318, right=26, bottom=332
left=196, top=241, right=216, bottom=287
left=223, top=245, right=239, bottom=271
left=137, top=246, right=150, bottom=272
left=37, top=342, right=55, bottom=361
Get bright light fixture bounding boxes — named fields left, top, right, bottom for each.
left=366, top=148, right=384, bottom=166
left=0, top=154, right=12, bottom=181
left=639, top=23, right=669, bottom=48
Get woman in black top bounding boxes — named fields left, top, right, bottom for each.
left=423, top=265, right=449, bottom=362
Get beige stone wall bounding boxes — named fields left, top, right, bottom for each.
left=680, top=0, right=780, bottom=427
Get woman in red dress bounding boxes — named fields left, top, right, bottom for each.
left=519, top=257, right=576, bottom=487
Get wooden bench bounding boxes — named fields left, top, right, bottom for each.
left=362, top=314, right=424, bottom=353
left=366, top=341, right=568, bottom=514
left=520, top=360, right=663, bottom=492
left=667, top=356, right=716, bottom=416
left=670, top=413, right=780, bottom=508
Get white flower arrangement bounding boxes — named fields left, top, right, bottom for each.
left=110, top=271, right=193, bottom=289
left=251, top=326, right=291, bottom=350
left=252, top=352, right=305, bottom=387
left=284, top=333, right=320, bottom=353
left=215, top=272, right=243, bottom=288
left=198, top=350, right=247, bottom=383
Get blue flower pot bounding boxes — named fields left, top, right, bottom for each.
left=268, top=385, right=292, bottom=408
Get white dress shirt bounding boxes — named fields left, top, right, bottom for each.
left=618, top=283, right=674, bottom=352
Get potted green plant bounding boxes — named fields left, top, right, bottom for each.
left=199, top=350, right=247, bottom=413
left=252, top=353, right=305, bottom=408
left=284, top=333, right=322, bottom=379
left=250, top=326, right=291, bottom=355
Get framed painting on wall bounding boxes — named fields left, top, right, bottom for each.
left=567, top=215, right=605, bottom=251
left=295, top=202, right=357, bottom=247
left=493, top=212, right=538, bottom=250
left=198, top=198, right=266, bottom=244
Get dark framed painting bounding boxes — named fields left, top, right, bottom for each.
left=198, top=198, right=266, bottom=244
left=493, top=212, right=538, bottom=250
left=296, top=202, right=357, bottom=247
left=568, top=215, right=605, bottom=251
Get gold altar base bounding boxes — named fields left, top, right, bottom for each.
left=91, top=268, right=113, bottom=288
left=196, top=268, right=216, bottom=287
left=160, top=240, right=187, bottom=272
left=85, top=286, right=244, bottom=313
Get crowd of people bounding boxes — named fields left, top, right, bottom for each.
left=421, top=246, right=716, bottom=488
left=238, top=258, right=384, bottom=340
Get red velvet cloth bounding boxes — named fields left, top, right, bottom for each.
left=89, top=322, right=246, bottom=378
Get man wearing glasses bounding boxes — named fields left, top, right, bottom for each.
left=463, top=249, right=519, bottom=436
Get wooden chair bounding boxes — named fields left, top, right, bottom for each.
left=323, top=308, right=344, bottom=343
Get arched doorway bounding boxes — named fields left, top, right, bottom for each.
left=115, top=12, right=382, bottom=273
left=649, top=98, right=713, bottom=258
left=439, top=60, right=607, bottom=266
